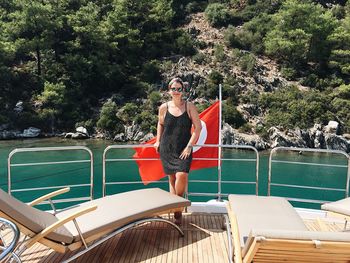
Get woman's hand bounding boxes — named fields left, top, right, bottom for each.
left=154, top=141, right=160, bottom=153
left=179, top=145, right=192, bottom=159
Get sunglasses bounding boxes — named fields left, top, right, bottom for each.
left=170, top=87, right=184, bottom=92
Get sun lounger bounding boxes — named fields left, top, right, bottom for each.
left=0, top=217, right=20, bottom=262
left=226, top=194, right=350, bottom=263
left=322, top=198, right=350, bottom=230
left=0, top=187, right=190, bottom=262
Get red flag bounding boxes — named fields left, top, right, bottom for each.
left=133, top=101, right=219, bottom=184
left=191, top=101, right=219, bottom=170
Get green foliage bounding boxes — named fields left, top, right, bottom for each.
left=205, top=3, right=232, bottom=27
left=334, top=84, right=350, bottom=99
left=236, top=0, right=282, bottom=22
left=208, top=70, right=224, bottom=85
left=140, top=60, right=161, bottom=83
left=236, top=13, right=274, bottom=53
left=259, top=86, right=337, bottom=129
left=185, top=1, right=208, bottom=13
left=239, top=123, right=253, bottom=133
left=280, top=67, right=298, bottom=80
left=149, top=91, right=162, bottom=112
left=328, top=16, right=350, bottom=76
left=223, top=102, right=246, bottom=128
left=192, top=52, right=208, bottom=64
left=134, top=110, right=158, bottom=134
left=118, top=102, right=139, bottom=124
left=97, top=100, right=124, bottom=134
left=214, top=44, right=226, bottom=62
left=224, top=26, right=242, bottom=48
left=331, top=97, right=350, bottom=133
left=175, top=32, right=196, bottom=56
left=238, top=53, right=256, bottom=75
left=264, top=0, right=337, bottom=68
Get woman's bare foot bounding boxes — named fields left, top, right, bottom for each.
left=174, top=211, right=182, bottom=225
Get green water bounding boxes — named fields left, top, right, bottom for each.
left=0, top=138, right=348, bottom=210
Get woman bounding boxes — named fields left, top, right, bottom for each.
left=154, top=77, right=202, bottom=225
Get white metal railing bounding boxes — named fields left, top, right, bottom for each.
left=268, top=147, right=350, bottom=205
left=8, top=146, right=94, bottom=205
left=103, top=144, right=259, bottom=199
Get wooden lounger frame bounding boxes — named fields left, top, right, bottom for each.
left=226, top=202, right=350, bottom=263
left=0, top=188, right=185, bottom=262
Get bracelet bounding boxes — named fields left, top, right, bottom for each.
left=187, top=145, right=193, bottom=149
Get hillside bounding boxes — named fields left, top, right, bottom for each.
left=0, top=0, right=349, bottom=152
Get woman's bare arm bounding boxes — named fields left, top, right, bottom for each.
left=155, top=103, right=166, bottom=152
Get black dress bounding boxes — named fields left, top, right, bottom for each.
left=159, top=102, right=192, bottom=175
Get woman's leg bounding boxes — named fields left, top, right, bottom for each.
left=175, top=172, right=188, bottom=197
left=173, top=172, right=188, bottom=225
left=168, top=174, right=176, bottom=195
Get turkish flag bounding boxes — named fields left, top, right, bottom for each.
left=133, top=101, right=220, bottom=184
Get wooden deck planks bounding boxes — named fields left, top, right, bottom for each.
left=7, top=213, right=346, bottom=263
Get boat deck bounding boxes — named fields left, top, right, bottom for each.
left=4, top=213, right=347, bottom=263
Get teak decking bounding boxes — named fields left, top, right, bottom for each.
left=3, top=213, right=347, bottom=262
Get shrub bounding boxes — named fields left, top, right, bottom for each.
left=118, top=103, right=139, bottom=124
left=238, top=123, right=253, bottom=133
left=176, top=32, right=196, bottom=56
left=238, top=53, right=256, bottom=75
left=192, top=52, right=208, bottom=64
left=185, top=1, right=208, bottom=13
left=223, top=102, right=246, bottom=128
left=224, top=26, right=242, bottom=48
left=97, top=100, right=124, bottom=134
left=134, top=110, right=158, bottom=134
left=149, top=91, right=162, bottom=112
left=205, top=3, right=232, bottom=27
left=280, top=67, right=297, bottom=80
left=140, top=60, right=161, bottom=83
left=301, top=74, right=319, bottom=87
left=214, top=44, right=226, bottom=62
left=208, top=70, right=224, bottom=85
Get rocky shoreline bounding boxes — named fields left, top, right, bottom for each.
left=2, top=121, right=349, bottom=153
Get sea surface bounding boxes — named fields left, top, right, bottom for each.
left=0, top=138, right=348, bottom=210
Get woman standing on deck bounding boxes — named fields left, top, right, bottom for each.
left=154, top=77, right=202, bottom=224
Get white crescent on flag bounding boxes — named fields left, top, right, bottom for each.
left=193, top=120, right=207, bottom=153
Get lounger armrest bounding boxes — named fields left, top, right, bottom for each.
left=225, top=201, right=243, bottom=263
left=26, top=205, right=97, bottom=248
left=28, top=187, right=70, bottom=206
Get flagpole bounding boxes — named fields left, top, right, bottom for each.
left=218, top=83, right=222, bottom=201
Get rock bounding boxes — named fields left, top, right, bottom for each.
left=22, top=127, right=41, bottom=138
left=222, top=123, right=235, bottom=145
left=222, top=123, right=268, bottom=150
left=113, top=133, right=125, bottom=142
left=0, top=130, right=20, bottom=140
left=65, top=130, right=89, bottom=139
left=95, top=132, right=105, bottom=139
left=325, top=134, right=350, bottom=152
left=64, top=132, right=74, bottom=139
left=14, top=101, right=23, bottom=113
left=141, top=133, right=154, bottom=142
left=72, top=132, right=88, bottom=139
left=233, top=132, right=269, bottom=150
left=324, top=121, right=339, bottom=134
left=133, top=131, right=145, bottom=141
left=241, top=104, right=260, bottom=116
left=0, top=124, right=9, bottom=131
left=76, top=126, right=88, bottom=136
left=268, top=127, right=307, bottom=148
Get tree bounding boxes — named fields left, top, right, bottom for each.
left=329, top=16, right=350, bottom=76
left=97, top=100, right=124, bottom=134
left=264, top=0, right=337, bottom=68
